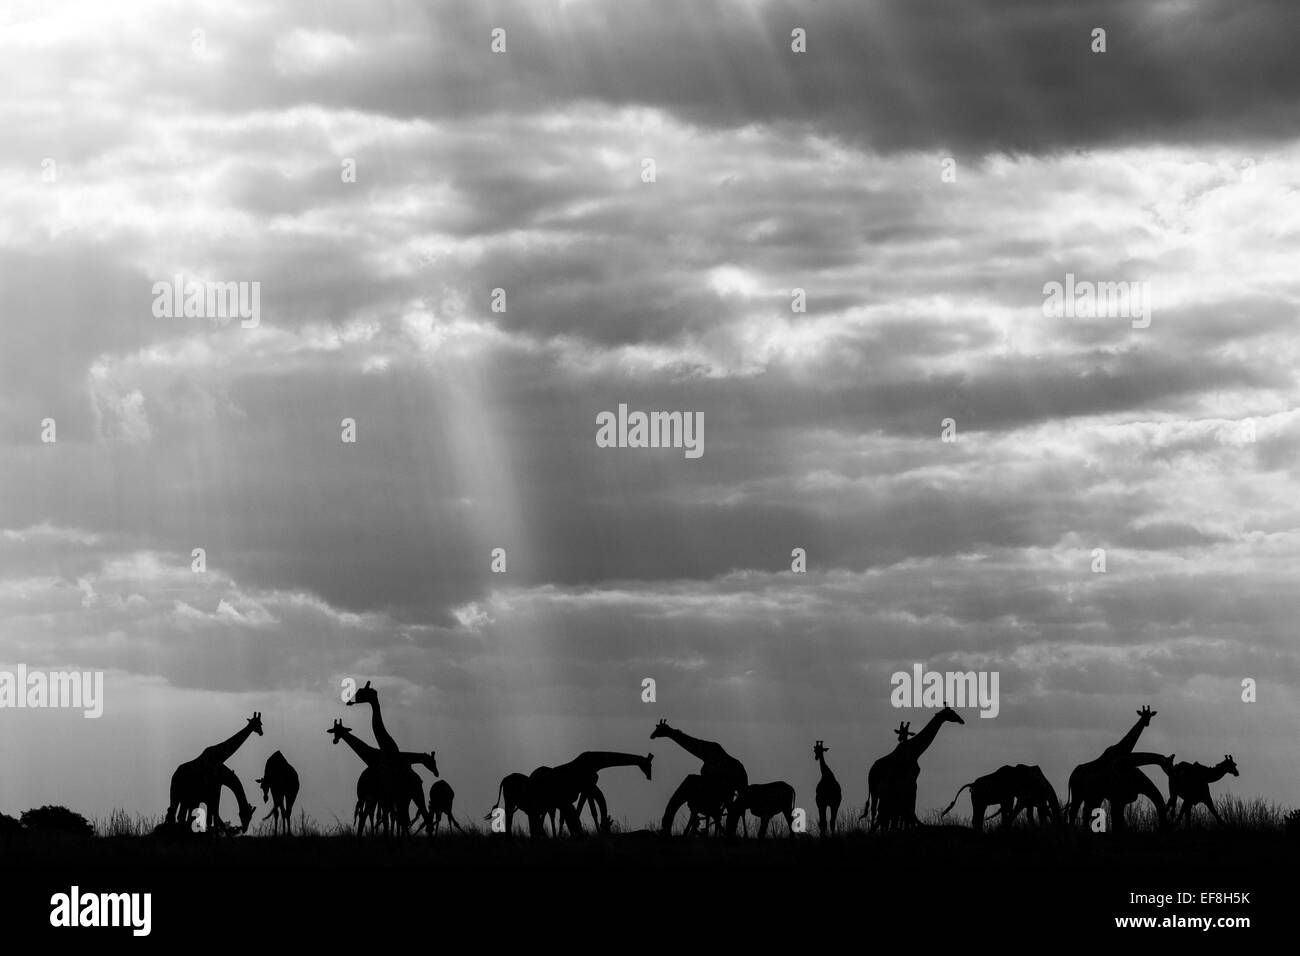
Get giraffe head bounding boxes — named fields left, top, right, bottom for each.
left=415, top=750, right=439, bottom=777
left=326, top=718, right=351, bottom=744
left=938, top=704, right=965, bottom=725
left=894, top=722, right=914, bottom=742
left=237, top=799, right=255, bottom=834
left=247, top=712, right=264, bottom=736
left=255, top=776, right=270, bottom=803
left=814, top=740, right=828, bottom=760
left=1136, top=705, right=1157, bottom=725
left=348, top=680, right=378, bottom=708
left=639, top=753, right=654, bottom=780
left=650, top=718, right=672, bottom=740
left=1221, top=755, right=1239, bottom=777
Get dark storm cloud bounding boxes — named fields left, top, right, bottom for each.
left=81, top=0, right=1300, bottom=156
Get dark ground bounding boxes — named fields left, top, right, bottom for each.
left=1, top=824, right=1291, bottom=941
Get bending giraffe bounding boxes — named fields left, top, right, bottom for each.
left=1066, top=705, right=1172, bottom=830
left=661, top=773, right=729, bottom=835
left=865, top=706, right=965, bottom=831
left=165, top=713, right=263, bottom=829
left=169, top=761, right=256, bottom=834
left=532, top=751, right=654, bottom=836
left=651, top=719, right=748, bottom=837
left=256, top=750, right=300, bottom=836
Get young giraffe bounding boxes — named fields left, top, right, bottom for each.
left=255, top=750, right=300, bottom=836
left=1167, top=755, right=1238, bottom=826
left=813, top=741, right=841, bottom=836
left=651, top=719, right=748, bottom=837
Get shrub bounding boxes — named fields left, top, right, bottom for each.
left=20, top=805, right=94, bottom=838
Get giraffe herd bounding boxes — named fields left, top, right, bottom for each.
left=160, top=689, right=1243, bottom=839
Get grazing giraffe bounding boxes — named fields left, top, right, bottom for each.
left=739, top=781, right=797, bottom=837
left=165, top=713, right=263, bottom=829
left=326, top=719, right=434, bottom=836
left=422, top=779, right=463, bottom=834
left=661, top=773, right=729, bottom=835
left=170, top=761, right=256, bottom=834
left=255, top=750, right=300, bottom=836
left=1066, top=705, right=1172, bottom=830
left=813, top=740, right=841, bottom=836
left=865, top=706, right=965, bottom=831
left=531, top=751, right=654, bottom=836
left=1167, top=756, right=1238, bottom=826
left=651, top=720, right=748, bottom=837
left=941, top=764, right=1059, bottom=830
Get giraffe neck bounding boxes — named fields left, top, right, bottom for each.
left=205, top=723, right=254, bottom=764
left=337, top=730, right=383, bottom=767
left=898, top=713, right=945, bottom=760
left=664, top=728, right=718, bottom=763
left=817, top=754, right=835, bottom=782
left=364, top=698, right=400, bottom=754
left=219, top=765, right=253, bottom=816
left=1112, top=716, right=1150, bottom=756
left=1207, top=763, right=1233, bottom=783
left=572, top=751, right=649, bottom=774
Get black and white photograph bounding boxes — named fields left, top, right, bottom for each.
left=1, top=0, right=1297, bottom=941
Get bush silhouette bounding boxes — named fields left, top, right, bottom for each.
left=0, top=812, right=22, bottom=837
left=20, top=805, right=94, bottom=838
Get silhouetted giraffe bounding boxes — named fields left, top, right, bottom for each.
left=255, top=750, right=299, bottom=836
left=739, top=781, right=796, bottom=837
left=866, top=706, right=965, bottom=831
left=166, top=713, right=263, bottom=829
left=941, top=764, right=1059, bottom=830
left=532, top=751, right=654, bottom=836
left=1066, top=705, right=1171, bottom=830
left=1167, top=755, right=1238, bottom=826
left=813, top=740, right=841, bottom=836
left=651, top=719, right=748, bottom=836
left=423, top=779, right=463, bottom=834
left=326, top=719, right=434, bottom=835
left=170, top=761, right=256, bottom=834
left=661, top=773, right=729, bottom=835
left=486, top=772, right=535, bottom=836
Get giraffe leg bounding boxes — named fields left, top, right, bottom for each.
left=591, top=787, right=609, bottom=833
left=830, top=802, right=839, bottom=833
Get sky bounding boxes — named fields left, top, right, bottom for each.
left=1, top=0, right=1299, bottom=831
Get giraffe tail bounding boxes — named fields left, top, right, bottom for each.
left=941, top=784, right=973, bottom=818
left=483, top=780, right=506, bottom=821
